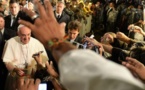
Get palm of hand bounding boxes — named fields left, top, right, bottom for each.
left=19, top=0, right=65, bottom=47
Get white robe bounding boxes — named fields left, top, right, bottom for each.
left=3, top=36, right=48, bottom=68
left=59, top=49, right=145, bottom=90
left=2, top=36, right=48, bottom=90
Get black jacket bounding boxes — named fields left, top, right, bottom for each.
left=4, top=11, right=32, bottom=32
left=54, top=11, right=71, bottom=33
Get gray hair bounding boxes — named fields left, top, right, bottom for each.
left=17, top=24, right=25, bottom=33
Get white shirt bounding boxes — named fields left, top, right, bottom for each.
left=55, top=12, right=62, bottom=18
left=2, top=36, right=48, bottom=69
left=10, top=15, right=17, bottom=27
left=59, top=50, right=145, bottom=90
left=1, top=28, right=4, bottom=35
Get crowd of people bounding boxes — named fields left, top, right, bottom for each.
left=0, top=0, right=145, bottom=90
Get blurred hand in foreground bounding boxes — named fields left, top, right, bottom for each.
left=19, top=0, right=65, bottom=47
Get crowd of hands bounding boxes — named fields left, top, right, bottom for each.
left=15, top=50, right=62, bottom=90
left=84, top=25, right=145, bottom=83
left=14, top=0, right=145, bottom=90
left=17, top=58, right=145, bottom=90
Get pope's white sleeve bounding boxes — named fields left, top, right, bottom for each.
left=58, top=49, right=145, bottom=90
left=2, top=41, right=14, bottom=63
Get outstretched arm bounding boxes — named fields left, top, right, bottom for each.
left=19, top=0, right=65, bottom=48
left=122, top=57, right=145, bottom=82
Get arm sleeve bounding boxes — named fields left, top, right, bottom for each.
left=111, top=47, right=122, bottom=64
left=2, top=41, right=14, bottom=63
left=2, top=41, right=15, bottom=71
left=58, top=49, right=144, bottom=90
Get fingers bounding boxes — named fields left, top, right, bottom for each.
left=35, top=79, right=41, bottom=89
left=18, top=78, right=25, bottom=86
left=50, top=61, right=53, bottom=66
left=44, top=0, right=56, bottom=20
left=22, top=8, right=36, bottom=18
left=25, top=78, right=30, bottom=86
left=60, top=22, right=66, bottom=28
left=45, top=61, right=49, bottom=68
left=124, top=62, right=137, bottom=72
left=29, top=79, right=35, bottom=88
left=18, top=19, right=35, bottom=31
left=116, top=32, right=124, bottom=36
left=19, top=78, right=41, bottom=89
left=122, top=61, right=127, bottom=66
left=84, top=37, right=93, bottom=42
left=126, top=57, right=141, bottom=66
left=31, top=68, right=35, bottom=76
left=46, top=61, right=53, bottom=68
left=123, top=57, right=144, bottom=72
left=59, top=22, right=66, bottom=38
left=34, top=0, right=48, bottom=20
left=32, top=55, right=39, bottom=60
left=22, top=7, right=42, bottom=26
left=18, top=70, right=25, bottom=76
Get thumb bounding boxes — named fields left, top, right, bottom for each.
left=59, top=22, right=66, bottom=37
left=60, top=22, right=66, bottom=28
left=31, top=68, right=35, bottom=77
left=50, top=61, right=53, bottom=67
left=35, top=79, right=41, bottom=89
left=45, top=61, right=49, bottom=68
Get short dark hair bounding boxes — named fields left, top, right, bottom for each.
left=9, top=0, right=19, bottom=4
left=68, top=20, right=81, bottom=32
left=130, top=47, right=145, bottom=65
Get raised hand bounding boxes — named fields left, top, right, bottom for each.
left=116, top=32, right=130, bottom=44
left=18, top=78, right=40, bottom=90
left=32, top=52, right=43, bottom=66
left=46, top=61, right=58, bottom=78
left=133, top=26, right=145, bottom=36
left=19, top=0, right=65, bottom=48
left=13, top=68, right=25, bottom=76
left=122, top=57, right=145, bottom=82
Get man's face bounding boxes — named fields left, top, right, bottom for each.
left=109, top=3, right=114, bottom=8
left=18, top=27, right=31, bottom=44
left=56, top=2, right=64, bottom=14
left=9, top=3, right=19, bottom=16
left=0, top=17, right=4, bottom=30
left=68, top=29, right=79, bottom=40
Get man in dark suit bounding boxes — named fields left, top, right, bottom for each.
left=54, top=1, right=71, bottom=33
left=0, top=14, right=16, bottom=90
left=5, top=0, right=32, bottom=35
left=67, top=20, right=82, bottom=44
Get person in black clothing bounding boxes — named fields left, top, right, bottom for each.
left=0, top=14, right=16, bottom=90
left=66, top=20, right=82, bottom=43
left=54, top=1, right=71, bottom=33
left=5, top=0, right=32, bottom=34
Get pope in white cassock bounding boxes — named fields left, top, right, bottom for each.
left=2, top=24, right=49, bottom=90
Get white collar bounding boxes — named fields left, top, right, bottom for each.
left=55, top=12, right=62, bottom=17
left=11, top=14, right=18, bottom=19
left=0, top=28, right=4, bottom=35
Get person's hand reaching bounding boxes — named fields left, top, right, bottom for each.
left=32, top=52, right=43, bottom=66
left=46, top=61, right=58, bottom=78
left=18, top=78, right=40, bottom=90
left=122, top=57, right=145, bottom=82
left=19, top=0, right=65, bottom=48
